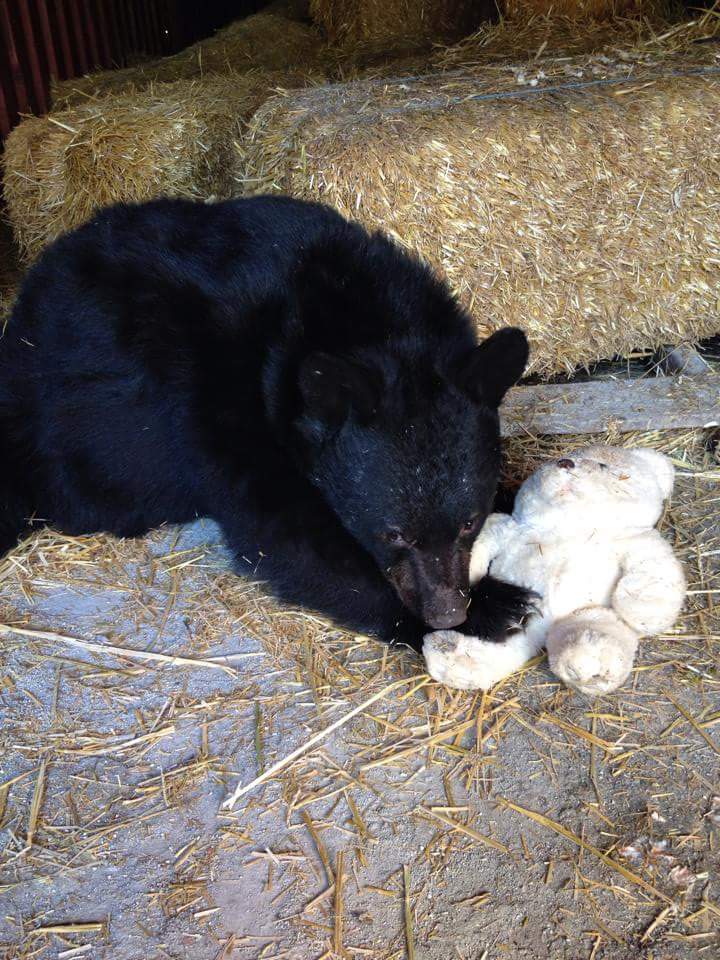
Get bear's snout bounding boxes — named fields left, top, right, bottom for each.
left=388, top=553, right=470, bottom=630
left=425, top=605, right=467, bottom=630
left=420, top=583, right=469, bottom=630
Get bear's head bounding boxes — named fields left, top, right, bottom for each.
left=513, top=445, right=675, bottom=538
left=293, top=328, right=529, bottom=629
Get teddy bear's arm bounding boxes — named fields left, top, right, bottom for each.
left=612, top=531, right=686, bottom=636
left=469, top=513, right=517, bottom=583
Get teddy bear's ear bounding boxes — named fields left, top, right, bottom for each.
left=631, top=449, right=675, bottom=500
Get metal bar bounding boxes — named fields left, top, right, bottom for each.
left=107, top=0, right=127, bottom=68
left=17, top=0, right=49, bottom=114
left=94, top=0, right=113, bottom=67
left=161, top=0, right=181, bottom=52
left=81, top=0, right=101, bottom=68
left=66, top=0, right=89, bottom=75
left=0, top=0, right=30, bottom=120
left=0, top=70, right=11, bottom=138
left=52, top=0, right=76, bottom=79
left=136, top=0, right=153, bottom=53
left=146, top=0, right=163, bottom=55
left=36, top=0, right=60, bottom=83
left=0, top=1, right=17, bottom=134
left=125, top=0, right=140, bottom=54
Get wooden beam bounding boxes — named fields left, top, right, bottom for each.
left=501, top=374, right=720, bottom=437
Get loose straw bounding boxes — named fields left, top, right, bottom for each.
left=0, top=623, right=242, bottom=676
left=222, top=674, right=422, bottom=809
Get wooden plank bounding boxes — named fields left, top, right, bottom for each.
left=500, top=374, right=720, bottom=437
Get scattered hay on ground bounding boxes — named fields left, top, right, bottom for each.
left=52, top=11, right=324, bottom=109
left=2, top=69, right=321, bottom=261
left=241, top=13, right=720, bottom=378
left=0, top=424, right=718, bottom=956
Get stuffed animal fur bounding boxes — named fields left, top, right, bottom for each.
left=423, top=446, right=686, bottom=696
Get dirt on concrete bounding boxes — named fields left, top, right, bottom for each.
left=0, top=429, right=718, bottom=960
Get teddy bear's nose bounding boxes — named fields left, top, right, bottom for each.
left=557, top=458, right=575, bottom=470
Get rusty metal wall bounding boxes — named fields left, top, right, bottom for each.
left=0, top=1, right=194, bottom=140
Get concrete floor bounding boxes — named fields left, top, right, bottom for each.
left=0, top=432, right=718, bottom=960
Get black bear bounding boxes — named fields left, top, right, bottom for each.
left=0, top=196, right=530, bottom=649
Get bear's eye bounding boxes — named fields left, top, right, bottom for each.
left=383, top=528, right=408, bottom=546
left=461, top=514, right=481, bottom=535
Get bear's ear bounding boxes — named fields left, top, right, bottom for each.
left=298, top=352, right=382, bottom=428
left=630, top=449, right=676, bottom=500
left=454, top=328, right=529, bottom=407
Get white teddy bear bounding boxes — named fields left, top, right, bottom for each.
left=423, top=446, right=686, bottom=696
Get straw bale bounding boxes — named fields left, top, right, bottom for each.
left=309, top=0, right=482, bottom=55
left=3, top=70, right=320, bottom=262
left=52, top=12, right=324, bottom=109
left=433, top=11, right=674, bottom=66
left=502, top=0, right=645, bottom=21
left=336, top=12, right=667, bottom=81
left=242, top=17, right=720, bottom=377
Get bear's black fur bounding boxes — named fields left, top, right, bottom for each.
left=0, top=196, right=530, bottom=649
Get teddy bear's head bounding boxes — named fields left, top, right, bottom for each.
left=513, top=445, right=675, bottom=537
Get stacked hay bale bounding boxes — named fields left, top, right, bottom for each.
left=52, top=9, right=325, bottom=108
left=432, top=11, right=672, bottom=65
left=3, top=69, right=321, bottom=261
left=309, top=0, right=484, bottom=56
left=3, top=0, right=327, bottom=262
left=241, top=16, right=720, bottom=377
left=502, top=0, right=645, bottom=20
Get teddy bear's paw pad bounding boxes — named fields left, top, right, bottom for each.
left=551, top=645, right=632, bottom=698
left=423, top=632, right=485, bottom=690
left=423, top=632, right=526, bottom=691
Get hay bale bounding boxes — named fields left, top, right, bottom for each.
left=241, top=16, right=720, bottom=378
left=501, top=0, right=644, bottom=21
left=3, top=70, right=320, bottom=261
left=309, top=0, right=483, bottom=55
left=327, top=10, right=678, bottom=82
left=52, top=12, right=324, bottom=109
left=432, top=11, right=672, bottom=66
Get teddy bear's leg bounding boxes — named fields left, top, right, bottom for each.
left=613, top=534, right=686, bottom=636
left=423, top=623, right=545, bottom=691
left=547, top=607, right=640, bottom=697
